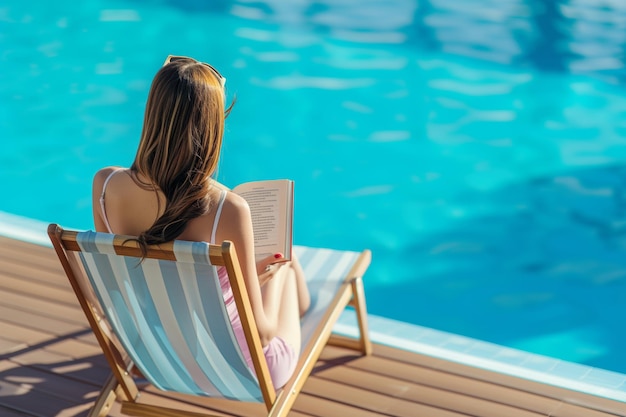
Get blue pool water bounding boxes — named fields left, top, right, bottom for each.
left=2, top=0, right=626, bottom=374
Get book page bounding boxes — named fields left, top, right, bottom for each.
left=233, top=180, right=293, bottom=261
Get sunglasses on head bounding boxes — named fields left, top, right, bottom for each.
left=163, top=55, right=226, bottom=87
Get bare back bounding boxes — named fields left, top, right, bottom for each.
left=92, top=167, right=224, bottom=241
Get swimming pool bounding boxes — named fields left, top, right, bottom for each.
left=2, top=0, right=626, bottom=377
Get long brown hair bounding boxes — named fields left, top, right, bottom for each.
left=131, top=57, right=232, bottom=245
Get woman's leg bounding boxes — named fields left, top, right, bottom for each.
left=262, top=256, right=310, bottom=318
left=258, top=257, right=311, bottom=387
left=290, top=254, right=311, bottom=317
left=261, top=266, right=301, bottom=354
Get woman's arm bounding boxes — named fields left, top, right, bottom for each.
left=216, top=192, right=277, bottom=345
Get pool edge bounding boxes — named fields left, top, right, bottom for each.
left=334, top=315, right=626, bottom=404
left=0, top=211, right=56, bottom=247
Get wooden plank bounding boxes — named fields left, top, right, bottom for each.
left=0, top=271, right=77, bottom=305
left=551, top=402, right=626, bottom=417
left=293, top=393, right=404, bottom=417
left=0, top=248, right=68, bottom=287
left=0, top=288, right=86, bottom=326
left=304, top=374, right=527, bottom=417
left=0, top=336, right=27, bottom=357
left=0, top=377, right=85, bottom=417
left=318, top=346, right=556, bottom=414
left=0, top=320, right=81, bottom=349
left=34, top=337, right=105, bottom=362
left=370, top=344, right=626, bottom=416
left=0, top=405, right=34, bottom=417
left=0, top=236, right=54, bottom=258
left=0, top=360, right=101, bottom=403
left=144, top=387, right=267, bottom=417
left=8, top=343, right=111, bottom=386
left=0, top=297, right=102, bottom=351
left=75, top=330, right=100, bottom=347
left=0, top=304, right=84, bottom=336
left=0, top=261, right=68, bottom=291
left=313, top=362, right=550, bottom=417
left=117, top=384, right=314, bottom=417
left=107, top=393, right=246, bottom=417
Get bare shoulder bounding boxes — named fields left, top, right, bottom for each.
left=221, top=190, right=250, bottom=218
left=217, top=191, right=253, bottom=234
left=92, top=167, right=116, bottom=198
left=93, top=166, right=125, bottom=190
left=211, top=189, right=254, bottom=248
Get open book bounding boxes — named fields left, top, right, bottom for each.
left=232, top=179, right=294, bottom=261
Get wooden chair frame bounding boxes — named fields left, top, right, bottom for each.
left=48, top=224, right=371, bottom=417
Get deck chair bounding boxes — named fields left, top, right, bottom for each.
left=47, top=224, right=371, bottom=417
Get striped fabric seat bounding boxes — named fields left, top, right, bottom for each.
left=295, top=246, right=362, bottom=344
left=76, top=231, right=262, bottom=401
left=48, top=224, right=371, bottom=417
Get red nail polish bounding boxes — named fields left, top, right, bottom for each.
left=274, top=253, right=283, bottom=259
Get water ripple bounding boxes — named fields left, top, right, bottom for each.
left=250, top=75, right=376, bottom=90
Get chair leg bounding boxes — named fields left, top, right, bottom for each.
left=88, top=373, right=119, bottom=417
left=328, top=277, right=372, bottom=354
left=350, top=276, right=372, bottom=355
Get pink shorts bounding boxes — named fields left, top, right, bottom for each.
left=259, top=336, right=298, bottom=389
left=235, top=327, right=298, bottom=389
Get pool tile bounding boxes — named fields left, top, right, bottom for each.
left=464, top=341, right=505, bottom=358
left=520, top=354, right=560, bottom=373
left=582, top=368, right=626, bottom=389
left=553, top=362, right=591, bottom=381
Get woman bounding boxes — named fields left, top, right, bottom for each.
left=91, top=55, right=310, bottom=389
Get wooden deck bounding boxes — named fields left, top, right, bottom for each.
left=0, top=235, right=624, bottom=417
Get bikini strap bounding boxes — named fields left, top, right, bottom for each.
left=210, top=190, right=227, bottom=244
left=99, top=168, right=124, bottom=234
